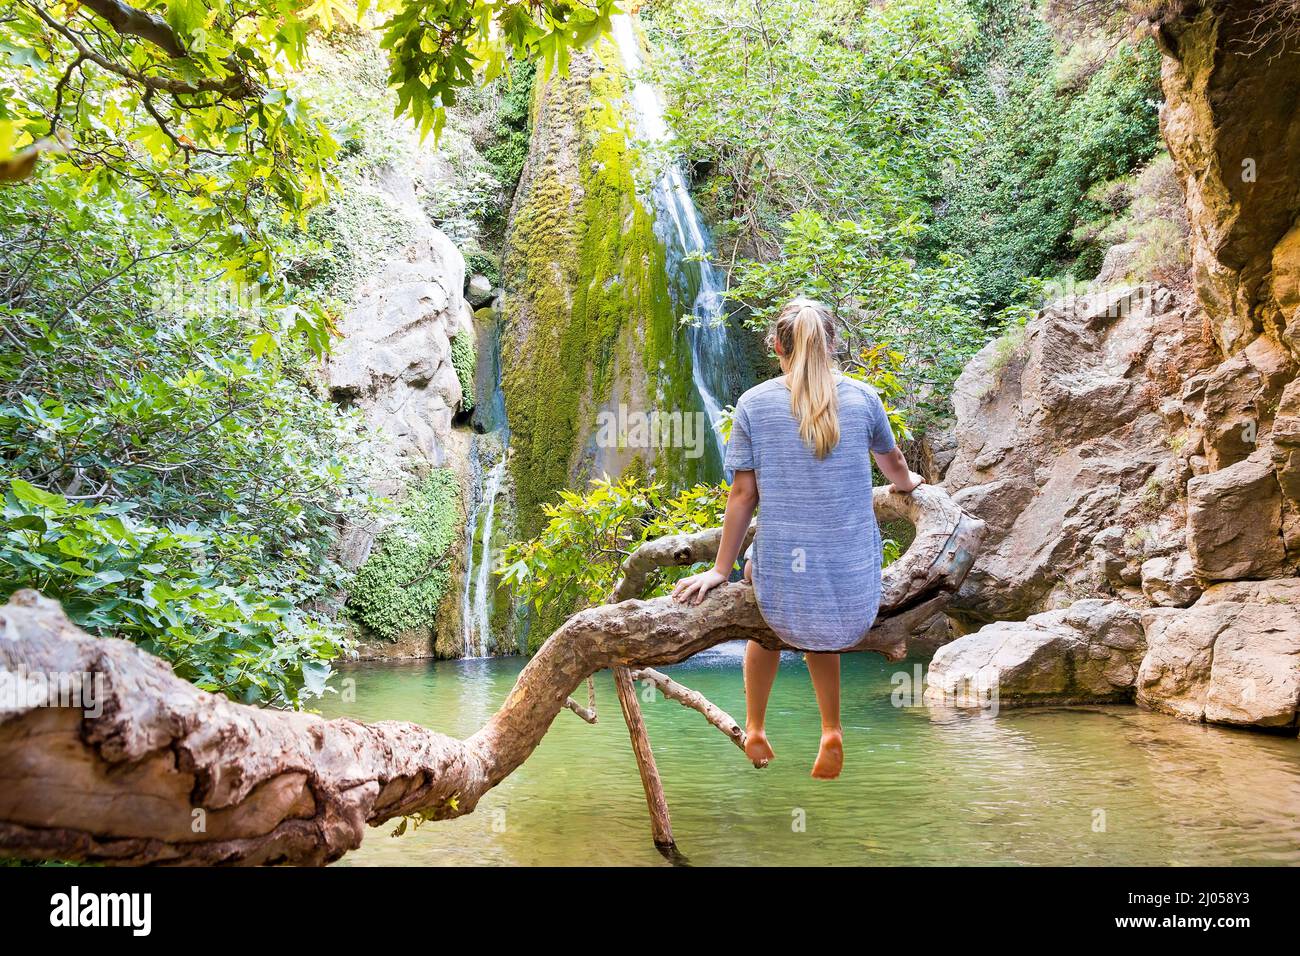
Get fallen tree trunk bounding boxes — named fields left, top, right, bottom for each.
left=0, top=485, right=982, bottom=865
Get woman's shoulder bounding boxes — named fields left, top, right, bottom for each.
left=735, top=378, right=786, bottom=411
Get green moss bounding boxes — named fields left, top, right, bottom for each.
left=347, top=470, right=462, bottom=639
left=464, top=250, right=500, bottom=285
left=293, top=183, right=419, bottom=302
left=450, top=332, right=476, bottom=413
left=484, top=59, right=537, bottom=188
left=502, top=47, right=708, bottom=538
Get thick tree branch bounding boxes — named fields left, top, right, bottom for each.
left=0, top=486, right=983, bottom=865
left=77, top=0, right=188, bottom=58
left=30, top=2, right=258, bottom=99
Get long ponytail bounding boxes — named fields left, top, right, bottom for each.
left=772, top=298, right=839, bottom=458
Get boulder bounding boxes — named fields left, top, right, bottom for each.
left=1204, top=608, right=1300, bottom=729
left=941, top=282, right=1217, bottom=625
left=1138, top=580, right=1300, bottom=731
left=1273, top=378, right=1300, bottom=504
left=1199, top=335, right=1295, bottom=470
left=1094, top=239, right=1143, bottom=287
left=1136, top=606, right=1224, bottom=722
left=1186, top=450, right=1287, bottom=580
left=1198, top=578, right=1300, bottom=605
left=925, top=599, right=1145, bottom=708
left=466, top=273, right=495, bottom=306
left=1141, top=550, right=1202, bottom=607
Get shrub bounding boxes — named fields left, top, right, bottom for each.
left=0, top=480, right=345, bottom=705
left=451, top=333, right=477, bottom=413
left=347, top=470, right=462, bottom=639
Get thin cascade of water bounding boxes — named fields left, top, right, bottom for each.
left=460, top=314, right=509, bottom=658
left=610, top=14, right=747, bottom=467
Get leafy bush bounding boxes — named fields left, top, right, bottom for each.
left=482, top=59, right=537, bottom=201
left=0, top=480, right=344, bottom=705
left=923, top=2, right=1164, bottom=308
left=729, top=210, right=986, bottom=430
left=0, top=165, right=371, bottom=707
left=347, top=470, right=462, bottom=639
left=646, top=0, right=978, bottom=250
left=500, top=477, right=728, bottom=644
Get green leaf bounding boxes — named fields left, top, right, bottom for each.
left=11, top=479, right=66, bottom=510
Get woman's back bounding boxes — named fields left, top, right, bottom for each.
left=725, top=374, right=897, bottom=651
left=673, top=296, right=923, bottom=778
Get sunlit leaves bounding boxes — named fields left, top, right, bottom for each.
left=499, top=475, right=730, bottom=615
left=379, top=0, right=616, bottom=139
left=645, top=0, right=977, bottom=242
left=0, top=169, right=376, bottom=705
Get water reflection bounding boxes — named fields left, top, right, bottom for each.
left=316, top=652, right=1300, bottom=866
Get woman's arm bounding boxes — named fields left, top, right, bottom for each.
left=670, top=470, right=758, bottom=605
left=874, top=447, right=925, bottom=494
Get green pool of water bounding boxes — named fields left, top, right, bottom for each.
left=315, top=646, right=1300, bottom=866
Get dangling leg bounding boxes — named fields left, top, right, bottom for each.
left=806, top=653, right=843, bottom=779
left=743, top=640, right=779, bottom=767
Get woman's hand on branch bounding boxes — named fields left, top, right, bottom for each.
left=671, top=568, right=729, bottom=606
left=888, top=471, right=926, bottom=494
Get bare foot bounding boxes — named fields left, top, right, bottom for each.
left=811, top=728, right=843, bottom=780
left=744, top=728, right=776, bottom=768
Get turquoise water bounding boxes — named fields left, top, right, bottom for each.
left=315, top=645, right=1300, bottom=866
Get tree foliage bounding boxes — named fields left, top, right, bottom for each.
left=644, top=0, right=977, bottom=255
left=500, top=476, right=729, bottom=618
left=1, top=0, right=615, bottom=284
left=0, top=1, right=612, bottom=694
left=0, top=478, right=342, bottom=704
left=642, top=0, right=1164, bottom=429
left=923, top=0, right=1163, bottom=307
left=0, top=166, right=373, bottom=704
left=729, top=209, right=985, bottom=428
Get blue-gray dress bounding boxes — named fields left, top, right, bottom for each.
left=725, top=375, right=897, bottom=651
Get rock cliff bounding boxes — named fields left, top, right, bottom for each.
left=929, top=0, right=1300, bottom=733
left=500, top=44, right=712, bottom=538
left=323, top=161, right=479, bottom=659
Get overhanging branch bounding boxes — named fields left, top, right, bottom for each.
left=0, top=486, right=983, bottom=865
left=77, top=0, right=188, bottom=58
left=30, top=1, right=259, bottom=99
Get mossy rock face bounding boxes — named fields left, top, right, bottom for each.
left=450, top=331, right=476, bottom=414
left=500, top=44, right=709, bottom=538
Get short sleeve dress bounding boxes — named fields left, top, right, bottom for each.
left=724, top=375, right=897, bottom=652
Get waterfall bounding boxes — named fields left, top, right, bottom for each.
left=611, top=15, right=748, bottom=466
left=463, top=453, right=505, bottom=657
left=460, top=312, right=510, bottom=658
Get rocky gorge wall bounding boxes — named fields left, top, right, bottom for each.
left=927, top=0, right=1300, bottom=733
left=320, top=148, right=484, bottom=660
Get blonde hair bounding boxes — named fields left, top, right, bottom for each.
left=770, top=298, right=839, bottom=458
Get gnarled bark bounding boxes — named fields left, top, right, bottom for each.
left=0, top=485, right=982, bottom=865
